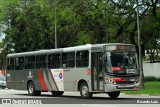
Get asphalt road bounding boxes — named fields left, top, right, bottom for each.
left=0, top=88, right=160, bottom=107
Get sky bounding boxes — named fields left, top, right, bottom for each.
left=0, top=23, right=6, bottom=42
left=0, top=33, right=5, bottom=42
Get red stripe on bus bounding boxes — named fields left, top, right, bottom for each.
left=38, top=70, right=47, bottom=91
left=50, top=70, right=59, bottom=91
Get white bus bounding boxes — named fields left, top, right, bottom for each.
left=6, top=43, right=140, bottom=99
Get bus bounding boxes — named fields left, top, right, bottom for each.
left=6, top=43, right=140, bottom=99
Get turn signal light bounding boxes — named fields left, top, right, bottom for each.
left=112, top=78, right=122, bottom=82
left=111, top=67, right=121, bottom=71
left=106, top=77, right=109, bottom=81
left=86, top=69, right=90, bottom=75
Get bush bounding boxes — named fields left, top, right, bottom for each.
left=144, top=76, right=160, bottom=81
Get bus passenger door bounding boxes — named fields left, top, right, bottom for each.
left=91, top=52, right=104, bottom=91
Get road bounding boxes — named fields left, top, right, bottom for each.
left=0, top=88, right=160, bottom=107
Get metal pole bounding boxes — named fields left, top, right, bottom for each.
left=136, top=0, right=143, bottom=89
left=54, top=0, right=57, bottom=49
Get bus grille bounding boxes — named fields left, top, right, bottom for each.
left=116, top=81, right=135, bottom=85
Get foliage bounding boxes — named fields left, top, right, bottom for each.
left=144, top=76, right=160, bottom=81
left=0, top=0, right=160, bottom=67
left=141, top=1, right=160, bottom=62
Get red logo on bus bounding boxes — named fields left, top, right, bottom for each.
left=59, top=72, right=63, bottom=79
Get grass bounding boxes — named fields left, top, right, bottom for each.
left=123, top=81, right=160, bottom=94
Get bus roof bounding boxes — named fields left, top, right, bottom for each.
left=7, top=43, right=133, bottom=58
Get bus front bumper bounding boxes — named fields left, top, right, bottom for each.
left=104, top=83, right=140, bottom=92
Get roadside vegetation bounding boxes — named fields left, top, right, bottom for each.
left=123, top=77, right=160, bottom=94
left=0, top=0, right=160, bottom=68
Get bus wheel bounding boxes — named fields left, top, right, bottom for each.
left=51, top=91, right=64, bottom=97
left=80, top=82, right=92, bottom=99
left=107, top=91, right=120, bottom=99
left=27, top=82, right=41, bottom=96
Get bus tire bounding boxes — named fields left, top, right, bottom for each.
left=35, top=91, right=41, bottom=96
left=27, top=82, right=41, bottom=96
left=80, top=82, right=92, bottom=99
left=107, top=91, right=120, bottom=99
left=51, top=91, right=64, bottom=97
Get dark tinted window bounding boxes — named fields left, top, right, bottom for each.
left=62, top=52, right=75, bottom=68
left=25, top=56, right=35, bottom=69
left=76, top=51, right=89, bottom=67
left=15, top=57, right=24, bottom=70
left=36, top=55, right=47, bottom=69
left=7, top=58, right=14, bottom=70
left=48, top=54, right=61, bottom=68
left=110, top=53, right=123, bottom=66
left=110, top=52, right=137, bottom=67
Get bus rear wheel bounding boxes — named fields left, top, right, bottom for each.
left=2, top=86, right=5, bottom=89
left=27, top=82, right=41, bottom=96
left=51, top=91, right=64, bottom=97
left=107, top=91, right=120, bottom=99
left=80, top=82, right=92, bottom=99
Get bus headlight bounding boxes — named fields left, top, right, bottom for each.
left=135, top=78, right=140, bottom=84
left=105, top=77, right=117, bottom=85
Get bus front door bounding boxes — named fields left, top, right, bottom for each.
left=91, top=53, right=104, bottom=91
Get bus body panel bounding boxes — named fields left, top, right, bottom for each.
left=6, top=70, right=15, bottom=89
left=7, top=68, right=92, bottom=92
left=63, top=68, right=90, bottom=91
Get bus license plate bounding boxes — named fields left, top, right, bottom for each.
left=127, top=69, right=135, bottom=73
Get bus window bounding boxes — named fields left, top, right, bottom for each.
left=25, top=56, right=35, bottom=69
left=76, top=51, right=89, bottom=67
left=15, top=57, right=24, bottom=70
left=48, top=54, right=61, bottom=68
left=36, top=55, right=47, bottom=69
left=62, top=52, right=75, bottom=68
left=62, top=53, right=68, bottom=68
left=7, top=58, right=14, bottom=70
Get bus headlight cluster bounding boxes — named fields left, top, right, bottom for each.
left=105, top=77, right=116, bottom=85
left=135, top=78, right=140, bottom=84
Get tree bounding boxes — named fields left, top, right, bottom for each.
left=141, top=0, right=160, bottom=62
left=0, top=0, right=160, bottom=66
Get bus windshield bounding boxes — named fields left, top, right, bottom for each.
left=110, top=52, right=137, bottom=67
left=105, top=46, right=139, bottom=76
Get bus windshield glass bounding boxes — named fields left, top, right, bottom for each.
left=105, top=45, right=139, bottom=75
left=110, top=52, right=137, bottom=67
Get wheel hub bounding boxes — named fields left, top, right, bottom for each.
left=29, top=84, right=33, bottom=94
left=82, top=85, right=88, bottom=96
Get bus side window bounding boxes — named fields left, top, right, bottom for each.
left=62, top=52, right=75, bottom=68
left=41, top=55, right=47, bottom=68
left=48, top=54, right=61, bottom=68
left=7, top=58, right=14, bottom=70
left=15, top=57, right=24, bottom=70
left=25, top=56, right=35, bottom=69
left=68, top=52, right=75, bottom=67
left=76, top=51, right=89, bottom=67
left=36, top=55, right=47, bottom=69
left=62, top=53, right=68, bottom=68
